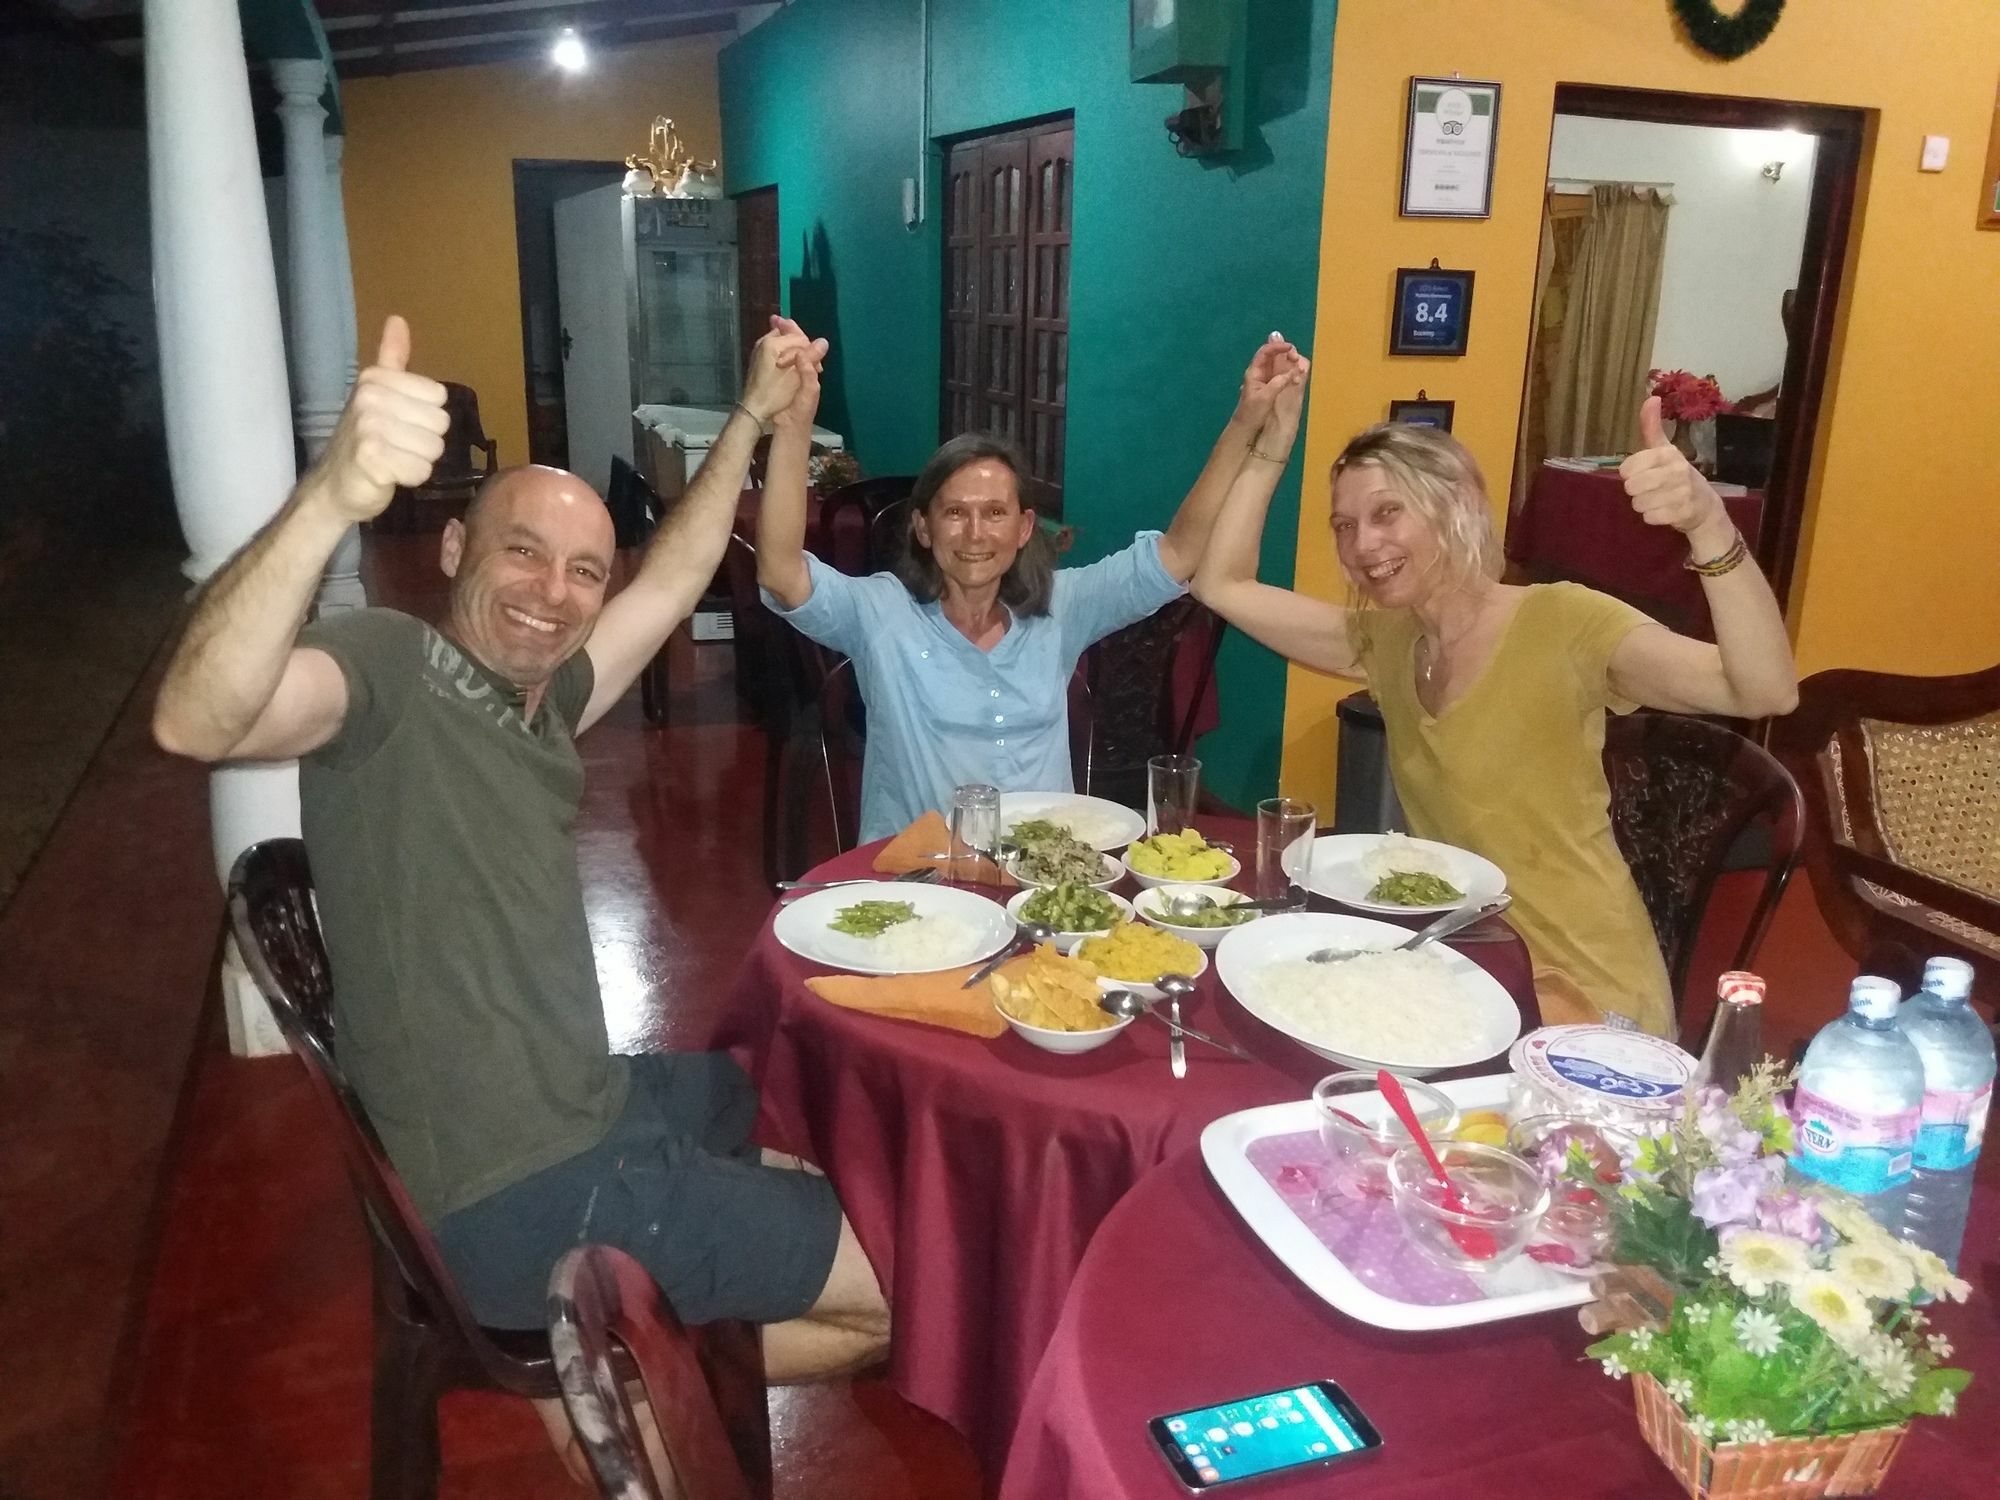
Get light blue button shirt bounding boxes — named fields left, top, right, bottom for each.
left=765, top=533, right=1186, bottom=841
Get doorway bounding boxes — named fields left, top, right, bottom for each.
left=1508, top=86, right=1864, bottom=614
left=941, top=115, right=1074, bottom=518
left=512, top=159, right=626, bottom=469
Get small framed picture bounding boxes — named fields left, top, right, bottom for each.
left=1402, top=76, right=1501, bottom=218
left=1388, top=397, right=1455, bottom=432
left=1389, top=266, right=1474, bottom=356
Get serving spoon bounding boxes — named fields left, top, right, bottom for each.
left=1097, top=989, right=1254, bottom=1061
left=960, top=921, right=1055, bottom=990
left=1307, top=894, right=1512, bottom=965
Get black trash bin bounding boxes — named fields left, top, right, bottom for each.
left=1333, top=690, right=1406, bottom=835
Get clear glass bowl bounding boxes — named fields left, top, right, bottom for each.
left=1387, top=1140, right=1549, bottom=1274
left=1311, top=1072, right=1460, bottom=1202
left=1505, top=1113, right=1630, bottom=1273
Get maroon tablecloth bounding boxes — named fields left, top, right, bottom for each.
left=1506, top=464, right=1765, bottom=641
left=706, top=819, right=1541, bottom=1479
left=1000, top=1143, right=1999, bottom=1499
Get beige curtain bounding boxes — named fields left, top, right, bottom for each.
left=1513, top=191, right=1595, bottom=511
left=1543, top=185, right=1672, bottom=459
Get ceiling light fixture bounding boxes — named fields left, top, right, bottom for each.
left=552, top=28, right=588, bottom=72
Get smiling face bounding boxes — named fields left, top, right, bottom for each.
left=909, top=457, right=1036, bottom=596
left=438, top=466, right=613, bottom=692
left=1330, top=462, right=1447, bottom=610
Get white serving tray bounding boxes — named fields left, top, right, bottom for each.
left=1200, top=1074, right=1592, bottom=1332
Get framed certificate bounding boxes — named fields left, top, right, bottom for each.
left=1401, top=76, right=1501, bottom=218
left=1389, top=266, right=1474, bottom=357
left=1388, top=397, right=1455, bottom=432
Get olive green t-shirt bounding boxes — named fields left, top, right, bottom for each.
left=1354, top=583, right=1674, bottom=1037
left=297, top=609, right=628, bottom=1220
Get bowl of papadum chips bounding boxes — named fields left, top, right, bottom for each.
left=989, top=943, right=1132, bottom=1054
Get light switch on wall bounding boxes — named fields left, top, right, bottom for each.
left=1920, top=135, right=1950, bottom=172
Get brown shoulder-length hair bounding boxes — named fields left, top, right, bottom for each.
left=892, top=432, right=1058, bottom=617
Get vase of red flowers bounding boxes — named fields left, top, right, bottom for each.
left=1649, top=369, right=1730, bottom=470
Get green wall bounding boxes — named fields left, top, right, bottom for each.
left=721, top=0, right=1335, bottom=808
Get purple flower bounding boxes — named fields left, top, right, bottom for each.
left=1695, top=1089, right=1762, bottom=1167
left=1691, top=1157, right=1785, bottom=1230
left=1754, top=1190, right=1822, bottom=1244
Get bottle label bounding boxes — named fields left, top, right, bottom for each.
left=1914, top=1081, right=1992, bottom=1172
left=1790, top=1087, right=1918, bottom=1195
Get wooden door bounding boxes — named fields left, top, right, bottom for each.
left=736, top=185, right=780, bottom=383
left=941, top=119, right=1073, bottom=517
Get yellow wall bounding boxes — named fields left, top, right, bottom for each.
left=1282, top=1, right=2000, bottom=812
left=341, top=38, right=726, bottom=466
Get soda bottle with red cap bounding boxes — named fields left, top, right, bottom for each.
left=1691, top=970, right=1767, bottom=1094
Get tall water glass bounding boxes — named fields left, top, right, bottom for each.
left=1255, top=797, right=1316, bottom=909
left=1146, top=754, right=1202, bottom=838
left=947, top=783, right=1002, bottom=886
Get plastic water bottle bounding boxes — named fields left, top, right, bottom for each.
left=1789, top=977, right=1924, bottom=1233
left=1897, top=957, right=1994, bottom=1271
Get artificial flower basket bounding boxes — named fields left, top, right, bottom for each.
left=1633, top=1372, right=1908, bottom=1499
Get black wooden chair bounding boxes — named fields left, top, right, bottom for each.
left=374, top=381, right=499, bottom=533
left=225, top=840, right=662, bottom=1500
left=548, top=1245, right=770, bottom=1500
left=817, top=475, right=915, bottom=576
left=1601, top=712, right=1804, bottom=1033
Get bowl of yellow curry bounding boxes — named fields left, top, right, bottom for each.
left=1063, top=920, right=1208, bottom=1002
left=1120, top=830, right=1240, bottom=891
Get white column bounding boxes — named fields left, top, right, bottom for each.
left=146, top=0, right=302, bottom=1056
left=272, top=57, right=366, bottom=613
left=324, top=131, right=367, bottom=607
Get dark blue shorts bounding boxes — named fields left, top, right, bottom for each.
left=434, top=1052, right=843, bottom=1330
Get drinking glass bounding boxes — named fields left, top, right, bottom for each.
left=1255, top=796, right=1316, bottom=908
left=1145, top=754, right=1201, bottom=838
left=947, top=783, right=1001, bottom=886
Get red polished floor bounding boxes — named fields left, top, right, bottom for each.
left=5, top=533, right=1861, bottom=1500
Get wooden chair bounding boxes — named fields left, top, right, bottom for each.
left=1078, top=597, right=1218, bottom=813
left=1770, top=662, right=2000, bottom=998
left=548, top=1245, right=771, bottom=1500
left=1601, top=712, right=1803, bottom=1033
left=226, top=839, right=658, bottom=1500
left=376, top=381, right=499, bottom=533
left=818, top=475, right=915, bottom=575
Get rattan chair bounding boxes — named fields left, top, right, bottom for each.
left=1771, top=662, right=2000, bottom=997
left=1602, top=712, right=1804, bottom=1032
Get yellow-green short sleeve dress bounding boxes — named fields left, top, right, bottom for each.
left=1354, top=583, right=1674, bottom=1037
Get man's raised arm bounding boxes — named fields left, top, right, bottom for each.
left=577, top=317, right=825, bottom=729
left=151, top=316, right=448, bottom=762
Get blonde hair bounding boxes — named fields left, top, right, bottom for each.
left=1330, top=423, right=1501, bottom=602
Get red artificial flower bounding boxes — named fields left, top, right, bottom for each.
left=1648, top=368, right=1731, bottom=422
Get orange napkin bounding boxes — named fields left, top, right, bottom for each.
left=872, top=811, right=1016, bottom=887
left=805, top=953, right=1034, bottom=1038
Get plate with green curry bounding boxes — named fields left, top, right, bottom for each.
left=1281, top=832, right=1506, bottom=917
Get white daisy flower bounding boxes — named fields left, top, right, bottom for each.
left=1723, top=1417, right=1774, bottom=1445
left=1721, top=1231, right=1812, bottom=1297
left=1600, top=1353, right=1629, bottom=1379
left=1664, top=1376, right=1695, bottom=1406
left=1629, top=1328, right=1655, bottom=1353
left=1703, top=1254, right=1725, bottom=1276
left=1790, top=1270, right=1872, bottom=1344
left=1813, top=1193, right=1892, bottom=1245
left=1683, top=1303, right=1713, bottom=1327
left=1902, top=1241, right=1973, bottom=1303
left=1690, top=1414, right=1717, bottom=1442
left=1828, top=1242, right=1913, bottom=1300
left=1734, top=1306, right=1784, bottom=1357
left=1861, top=1339, right=1917, bottom=1402
left=1934, top=1388, right=1957, bottom=1417
left=1927, top=1334, right=1954, bottom=1360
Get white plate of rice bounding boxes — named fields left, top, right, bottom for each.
left=997, top=792, right=1146, bottom=853
left=1215, top=912, right=1521, bottom=1075
left=1283, top=832, right=1506, bottom=916
left=772, top=881, right=1016, bottom=976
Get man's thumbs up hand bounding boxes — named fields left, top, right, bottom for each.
left=310, top=315, right=450, bottom=523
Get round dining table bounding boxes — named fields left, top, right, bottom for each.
left=999, top=1144, right=2000, bottom=1499
left=707, top=816, right=1544, bottom=1478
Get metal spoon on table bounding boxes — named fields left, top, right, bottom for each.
left=1158, top=890, right=1301, bottom=920
left=1098, top=987, right=1254, bottom=1062
left=1308, top=894, right=1512, bottom=965
left=1159, top=972, right=1192, bottom=1078
left=960, top=921, right=1056, bottom=990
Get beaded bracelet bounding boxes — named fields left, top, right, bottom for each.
left=1684, top=529, right=1748, bottom=578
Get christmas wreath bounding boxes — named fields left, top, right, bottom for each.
left=1670, top=0, right=1785, bottom=60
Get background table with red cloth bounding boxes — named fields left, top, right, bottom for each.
left=1506, top=464, right=1765, bottom=641
left=705, top=819, right=1542, bottom=1479
left=1000, top=1142, right=1999, bottom=1499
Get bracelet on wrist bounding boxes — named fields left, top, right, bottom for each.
left=1684, top=528, right=1747, bottom=578
left=1249, top=443, right=1291, bottom=464
left=732, top=400, right=767, bottom=428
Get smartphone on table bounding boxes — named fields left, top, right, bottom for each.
left=1147, top=1379, right=1383, bottom=1490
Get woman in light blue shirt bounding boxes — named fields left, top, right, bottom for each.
left=756, top=320, right=1303, bottom=841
